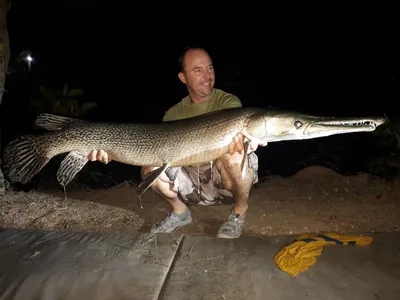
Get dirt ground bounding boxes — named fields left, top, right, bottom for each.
left=1, top=165, right=400, bottom=237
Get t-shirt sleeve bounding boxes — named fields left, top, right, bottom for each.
left=219, top=94, right=243, bottom=109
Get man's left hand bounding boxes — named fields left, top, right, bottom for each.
left=88, top=150, right=111, bottom=164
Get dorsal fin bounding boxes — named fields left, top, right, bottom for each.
left=34, top=113, right=75, bottom=131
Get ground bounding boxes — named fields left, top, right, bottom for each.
left=1, top=165, right=400, bottom=237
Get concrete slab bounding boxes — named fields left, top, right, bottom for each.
left=0, top=229, right=183, bottom=300
left=160, top=233, right=400, bottom=300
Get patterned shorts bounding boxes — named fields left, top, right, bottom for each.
left=164, top=152, right=259, bottom=205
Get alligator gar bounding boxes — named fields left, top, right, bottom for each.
left=2, top=107, right=385, bottom=196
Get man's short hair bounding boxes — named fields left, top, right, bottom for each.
left=177, top=44, right=210, bottom=73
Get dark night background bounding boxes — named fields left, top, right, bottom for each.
left=1, top=1, right=399, bottom=187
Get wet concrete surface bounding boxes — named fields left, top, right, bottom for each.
left=0, top=229, right=183, bottom=300
left=0, top=229, right=399, bottom=300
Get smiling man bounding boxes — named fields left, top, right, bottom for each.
left=89, top=45, right=262, bottom=239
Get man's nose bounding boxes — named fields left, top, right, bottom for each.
left=204, top=70, right=212, bottom=79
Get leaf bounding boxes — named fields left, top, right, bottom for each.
left=53, top=100, right=61, bottom=114
left=63, top=83, right=68, bottom=96
left=66, top=99, right=79, bottom=110
left=67, top=89, right=85, bottom=96
left=80, top=102, right=98, bottom=113
left=57, top=99, right=79, bottom=116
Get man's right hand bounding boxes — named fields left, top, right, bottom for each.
left=88, top=150, right=111, bottom=164
left=229, top=133, right=261, bottom=155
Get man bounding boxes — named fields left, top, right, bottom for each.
left=90, top=45, right=261, bottom=238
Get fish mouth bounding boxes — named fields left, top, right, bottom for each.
left=304, top=117, right=386, bottom=136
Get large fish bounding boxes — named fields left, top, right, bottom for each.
left=2, top=107, right=385, bottom=196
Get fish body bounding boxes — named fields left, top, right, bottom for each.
left=2, top=107, right=386, bottom=196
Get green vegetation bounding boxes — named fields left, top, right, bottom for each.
left=29, top=83, right=98, bottom=117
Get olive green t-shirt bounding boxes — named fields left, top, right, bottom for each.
left=163, top=88, right=242, bottom=122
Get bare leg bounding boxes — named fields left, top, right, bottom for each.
left=140, top=166, right=188, bottom=214
left=215, top=151, right=255, bottom=238
left=216, top=152, right=254, bottom=214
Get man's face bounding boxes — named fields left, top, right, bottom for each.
left=178, top=49, right=215, bottom=101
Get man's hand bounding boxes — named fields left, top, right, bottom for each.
left=229, top=133, right=267, bottom=154
left=228, top=133, right=261, bottom=155
left=88, top=150, right=111, bottom=164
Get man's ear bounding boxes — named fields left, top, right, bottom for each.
left=178, top=72, right=186, bottom=84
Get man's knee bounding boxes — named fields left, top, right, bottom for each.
left=140, top=166, right=153, bottom=179
left=140, top=166, right=179, bottom=199
left=217, top=152, right=258, bottom=172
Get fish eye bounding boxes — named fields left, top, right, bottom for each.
left=294, top=120, right=303, bottom=128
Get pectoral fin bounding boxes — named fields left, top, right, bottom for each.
left=57, top=151, right=89, bottom=187
left=240, top=140, right=250, bottom=179
left=137, top=163, right=170, bottom=197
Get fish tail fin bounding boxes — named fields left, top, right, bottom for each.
left=3, top=135, right=51, bottom=184
left=34, top=113, right=74, bottom=131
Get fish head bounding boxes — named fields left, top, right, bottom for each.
left=247, top=111, right=386, bottom=143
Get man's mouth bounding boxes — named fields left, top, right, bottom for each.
left=201, top=81, right=212, bottom=86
